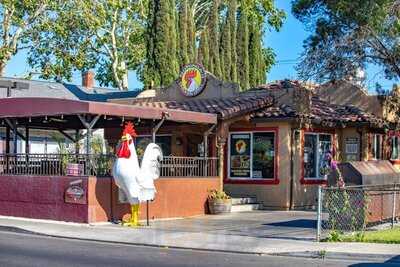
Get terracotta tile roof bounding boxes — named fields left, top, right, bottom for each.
left=251, top=96, right=387, bottom=127
left=130, top=94, right=274, bottom=120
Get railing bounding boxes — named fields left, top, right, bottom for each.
left=0, top=154, right=218, bottom=178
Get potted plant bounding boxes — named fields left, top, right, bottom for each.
left=207, top=189, right=232, bottom=214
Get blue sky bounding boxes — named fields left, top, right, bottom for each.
left=4, top=1, right=395, bottom=93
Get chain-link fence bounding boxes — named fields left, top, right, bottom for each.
left=316, top=184, right=400, bottom=241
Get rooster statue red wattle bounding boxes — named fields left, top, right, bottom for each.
left=113, top=122, right=163, bottom=227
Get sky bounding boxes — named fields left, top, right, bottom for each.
left=4, top=1, right=396, bottom=93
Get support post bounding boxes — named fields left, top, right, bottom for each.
left=217, top=137, right=226, bottom=191
left=25, top=126, right=29, bottom=154
left=75, top=130, right=80, bottom=155
left=5, top=126, right=10, bottom=173
left=392, top=184, right=397, bottom=229
left=78, top=114, right=100, bottom=175
left=148, top=114, right=167, bottom=227
left=316, top=185, right=323, bottom=242
left=203, top=125, right=216, bottom=176
left=25, top=126, right=29, bottom=171
left=12, top=121, right=17, bottom=154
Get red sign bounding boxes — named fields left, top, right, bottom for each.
left=65, top=180, right=87, bottom=204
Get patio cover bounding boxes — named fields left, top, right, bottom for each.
left=0, top=97, right=217, bottom=125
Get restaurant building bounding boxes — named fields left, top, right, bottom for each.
left=111, top=65, right=388, bottom=210
left=0, top=65, right=394, bottom=223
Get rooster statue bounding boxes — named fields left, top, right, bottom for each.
left=112, top=122, right=163, bottom=227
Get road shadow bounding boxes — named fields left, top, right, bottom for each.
left=264, top=219, right=316, bottom=229
left=349, top=255, right=400, bottom=266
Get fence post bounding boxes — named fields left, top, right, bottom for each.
left=392, top=185, right=397, bottom=229
left=316, top=185, right=323, bottom=242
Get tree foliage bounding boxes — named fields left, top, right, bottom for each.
left=292, top=0, right=400, bottom=82
left=0, top=0, right=54, bottom=76
left=27, top=0, right=147, bottom=90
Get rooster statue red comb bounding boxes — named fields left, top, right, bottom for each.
left=122, top=122, right=137, bottom=138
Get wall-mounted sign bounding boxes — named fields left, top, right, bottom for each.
left=229, top=133, right=251, bottom=178
left=65, top=180, right=87, bottom=204
left=178, top=64, right=207, bottom=97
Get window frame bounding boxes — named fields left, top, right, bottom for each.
left=301, top=131, right=333, bottom=184
left=372, top=134, right=383, bottom=160
left=391, top=136, right=400, bottom=160
left=226, top=128, right=279, bottom=185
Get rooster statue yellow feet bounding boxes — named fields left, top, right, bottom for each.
left=122, top=204, right=142, bottom=227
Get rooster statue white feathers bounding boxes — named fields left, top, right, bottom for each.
left=112, top=122, right=163, bottom=227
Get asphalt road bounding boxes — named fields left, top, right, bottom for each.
left=0, top=230, right=398, bottom=267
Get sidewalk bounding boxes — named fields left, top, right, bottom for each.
left=0, top=211, right=399, bottom=261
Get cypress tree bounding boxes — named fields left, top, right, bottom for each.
left=198, top=30, right=210, bottom=69
left=220, top=4, right=231, bottom=80
left=229, top=0, right=238, bottom=83
left=187, top=4, right=196, bottom=63
left=179, top=0, right=189, bottom=66
left=237, top=3, right=249, bottom=90
left=167, top=0, right=180, bottom=77
left=249, top=20, right=262, bottom=87
left=208, top=0, right=222, bottom=77
left=144, top=0, right=179, bottom=87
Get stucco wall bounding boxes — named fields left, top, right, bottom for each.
left=224, top=121, right=291, bottom=210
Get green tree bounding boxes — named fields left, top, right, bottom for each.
left=179, top=0, right=190, bottom=65
left=228, top=0, right=238, bottom=83
left=292, top=0, right=400, bottom=82
left=143, top=0, right=179, bottom=87
left=237, top=3, right=250, bottom=90
left=208, top=0, right=222, bottom=77
left=0, top=0, right=54, bottom=76
left=220, top=2, right=232, bottom=81
left=28, top=0, right=147, bottom=90
left=198, top=30, right=210, bottom=68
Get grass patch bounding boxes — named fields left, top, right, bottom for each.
left=326, top=227, right=400, bottom=244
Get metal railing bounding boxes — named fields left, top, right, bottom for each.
left=0, top=154, right=218, bottom=178
left=316, top=184, right=400, bottom=241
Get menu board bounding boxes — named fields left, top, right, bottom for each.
left=230, top=134, right=251, bottom=178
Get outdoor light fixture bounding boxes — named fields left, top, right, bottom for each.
left=61, top=114, right=64, bottom=119
left=29, top=117, right=32, bottom=123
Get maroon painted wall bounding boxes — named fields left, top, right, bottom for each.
left=0, top=175, right=220, bottom=223
left=0, top=175, right=89, bottom=222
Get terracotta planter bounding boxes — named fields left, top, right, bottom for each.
left=208, top=198, right=232, bottom=214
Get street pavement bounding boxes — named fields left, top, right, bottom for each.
left=0, top=230, right=399, bottom=267
left=0, top=211, right=399, bottom=262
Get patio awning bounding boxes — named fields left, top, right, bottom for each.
left=0, top=97, right=217, bottom=125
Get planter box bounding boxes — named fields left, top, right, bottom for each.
left=208, top=199, right=232, bottom=214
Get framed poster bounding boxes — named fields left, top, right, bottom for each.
left=229, top=133, right=251, bottom=178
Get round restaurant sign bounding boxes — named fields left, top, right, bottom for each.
left=178, top=64, right=206, bottom=97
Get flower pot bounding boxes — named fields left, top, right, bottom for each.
left=208, top=198, right=232, bottom=214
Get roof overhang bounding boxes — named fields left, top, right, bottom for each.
left=0, top=97, right=217, bottom=125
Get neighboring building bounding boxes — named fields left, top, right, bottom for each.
left=0, top=71, right=139, bottom=154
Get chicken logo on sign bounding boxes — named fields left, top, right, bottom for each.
left=179, top=64, right=206, bottom=97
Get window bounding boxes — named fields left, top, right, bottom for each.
left=229, top=131, right=276, bottom=180
left=372, top=134, right=383, bottom=160
left=136, top=135, right=171, bottom=157
left=303, top=133, right=332, bottom=179
left=392, top=136, right=400, bottom=160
